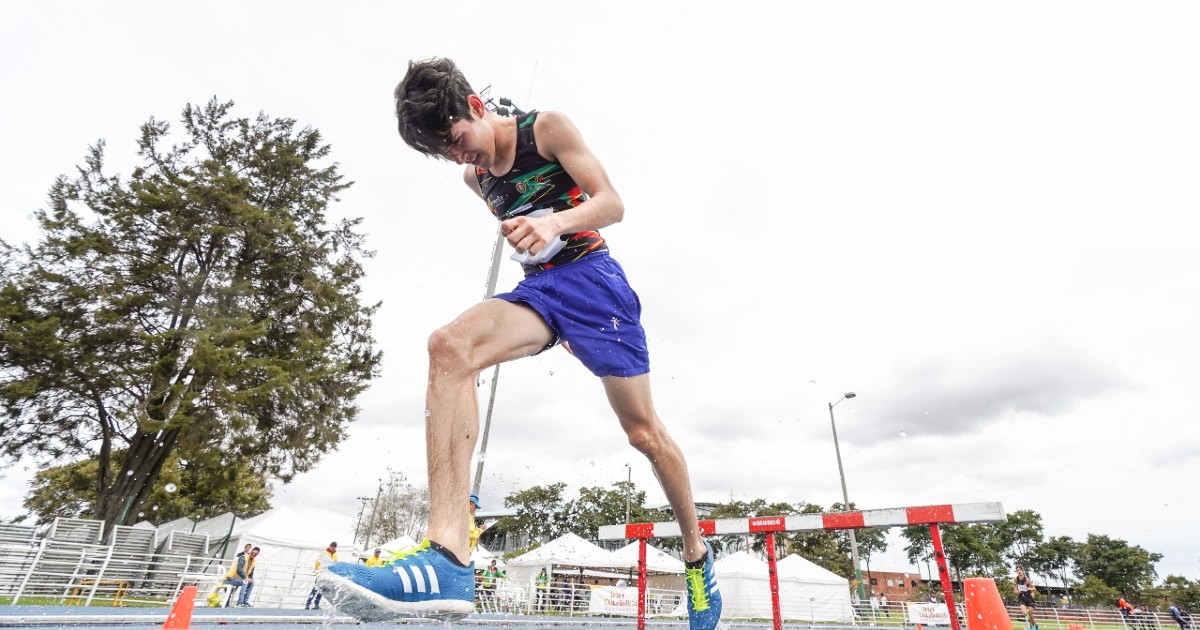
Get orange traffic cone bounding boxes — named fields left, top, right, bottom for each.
left=159, top=585, right=198, bottom=630
left=964, top=577, right=1014, bottom=630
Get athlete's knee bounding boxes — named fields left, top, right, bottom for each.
left=427, top=326, right=478, bottom=376
left=625, top=422, right=668, bottom=458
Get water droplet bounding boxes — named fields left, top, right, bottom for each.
left=424, top=409, right=432, bottom=418
left=152, top=505, right=159, bottom=511
left=179, top=459, right=189, bottom=467
left=549, top=371, right=554, bottom=376
left=137, top=512, right=144, bottom=517
left=165, top=483, right=177, bottom=493
left=126, top=470, right=133, bottom=476
left=899, top=431, right=908, bottom=438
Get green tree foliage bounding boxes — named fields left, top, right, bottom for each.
left=1027, top=535, right=1081, bottom=603
left=563, top=482, right=653, bottom=541
left=902, top=525, right=934, bottom=565
left=23, top=449, right=271, bottom=524
left=1074, top=574, right=1121, bottom=607
left=0, top=99, right=381, bottom=527
left=1158, top=575, right=1200, bottom=611
left=500, top=483, right=570, bottom=543
left=1075, top=534, right=1162, bottom=599
left=941, top=523, right=1008, bottom=580
left=995, top=509, right=1045, bottom=568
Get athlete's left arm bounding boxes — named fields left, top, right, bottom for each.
left=500, top=111, right=624, bottom=257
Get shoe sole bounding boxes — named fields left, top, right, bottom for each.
left=315, top=572, right=474, bottom=622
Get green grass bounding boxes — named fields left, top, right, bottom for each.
left=0, top=595, right=169, bottom=607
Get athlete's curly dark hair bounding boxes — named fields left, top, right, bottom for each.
left=394, top=57, right=477, bottom=158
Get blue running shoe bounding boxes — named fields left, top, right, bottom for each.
left=315, top=539, right=475, bottom=622
left=685, top=540, right=722, bottom=630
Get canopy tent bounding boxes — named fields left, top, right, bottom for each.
left=711, top=551, right=852, bottom=622
left=504, top=533, right=626, bottom=589
left=610, top=541, right=685, bottom=573
left=175, top=506, right=357, bottom=609
left=471, top=543, right=505, bottom=568
left=506, top=533, right=625, bottom=569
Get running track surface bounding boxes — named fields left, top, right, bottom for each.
left=0, top=606, right=870, bottom=630
left=2, top=606, right=823, bottom=630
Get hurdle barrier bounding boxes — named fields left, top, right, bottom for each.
left=598, top=501, right=1006, bottom=630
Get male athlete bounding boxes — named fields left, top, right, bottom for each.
left=317, top=58, right=721, bottom=630
left=1014, top=566, right=1038, bottom=630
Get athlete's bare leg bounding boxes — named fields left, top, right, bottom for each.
left=603, top=374, right=706, bottom=563
left=424, top=299, right=553, bottom=564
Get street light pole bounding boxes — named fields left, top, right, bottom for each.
left=829, top=392, right=866, bottom=603
left=624, top=463, right=632, bottom=525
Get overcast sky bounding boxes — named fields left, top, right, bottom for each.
left=2, top=1, right=1197, bottom=580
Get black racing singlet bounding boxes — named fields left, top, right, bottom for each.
left=475, top=112, right=608, bottom=275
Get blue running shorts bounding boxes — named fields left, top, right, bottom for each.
left=493, top=252, right=649, bottom=377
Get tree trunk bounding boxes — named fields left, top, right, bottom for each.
left=96, top=428, right=180, bottom=526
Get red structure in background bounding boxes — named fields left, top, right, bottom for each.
left=598, top=502, right=1007, bottom=630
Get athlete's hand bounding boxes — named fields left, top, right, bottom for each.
left=501, top=214, right=560, bottom=257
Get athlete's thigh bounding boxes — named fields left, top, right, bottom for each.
left=438, top=298, right=555, bottom=368
left=600, top=373, right=659, bottom=431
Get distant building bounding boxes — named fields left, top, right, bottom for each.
left=864, top=570, right=923, bottom=600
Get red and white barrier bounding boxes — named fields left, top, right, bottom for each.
left=598, top=501, right=1004, bottom=540
left=601, top=501, right=1005, bottom=630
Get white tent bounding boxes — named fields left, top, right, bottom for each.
left=184, top=506, right=356, bottom=609
left=471, top=544, right=504, bottom=568
left=505, top=533, right=625, bottom=569
left=611, top=541, right=685, bottom=573
left=504, top=533, right=625, bottom=592
left=712, top=551, right=852, bottom=622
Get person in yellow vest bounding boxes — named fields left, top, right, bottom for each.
left=480, top=559, right=500, bottom=601
left=468, top=493, right=489, bottom=553
left=305, top=542, right=338, bottom=610
left=365, top=548, right=384, bottom=567
left=535, top=567, right=551, bottom=611
left=223, top=546, right=259, bottom=607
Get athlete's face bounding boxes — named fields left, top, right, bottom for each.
left=444, top=94, right=493, bottom=167
left=445, top=118, right=489, bottom=167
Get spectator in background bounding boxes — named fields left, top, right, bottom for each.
left=236, top=543, right=252, bottom=558
left=306, top=542, right=338, bottom=610
left=469, top=494, right=489, bottom=553
left=880, top=593, right=890, bottom=617
left=1169, top=604, right=1192, bottom=630
left=1119, top=597, right=1135, bottom=620
left=480, top=560, right=500, bottom=600
left=223, top=546, right=259, bottom=607
left=535, top=568, right=551, bottom=611
left=870, top=593, right=880, bottom=620
left=365, top=548, right=384, bottom=567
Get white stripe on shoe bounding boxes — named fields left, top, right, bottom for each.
left=411, top=565, right=427, bottom=593
left=425, top=565, right=441, bottom=595
left=394, top=565, right=413, bottom=593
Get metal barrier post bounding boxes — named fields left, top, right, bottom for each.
left=929, top=524, right=962, bottom=630
left=12, top=539, right=47, bottom=605
left=637, top=538, right=647, bottom=630
left=766, top=532, right=782, bottom=630
left=84, top=546, right=115, bottom=606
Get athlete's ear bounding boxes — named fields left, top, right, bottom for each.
left=467, top=94, right=486, bottom=120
